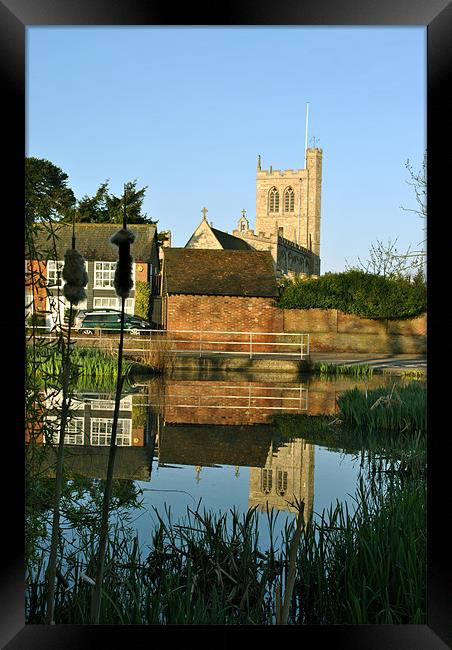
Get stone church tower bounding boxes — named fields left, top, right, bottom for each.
left=255, top=147, right=322, bottom=257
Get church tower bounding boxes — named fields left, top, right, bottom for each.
left=255, top=148, right=322, bottom=257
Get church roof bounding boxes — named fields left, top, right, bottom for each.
left=163, top=248, right=278, bottom=298
left=210, top=227, right=254, bottom=251
left=28, top=222, right=158, bottom=262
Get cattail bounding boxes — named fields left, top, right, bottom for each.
left=110, top=228, right=135, bottom=298
left=62, top=248, right=88, bottom=305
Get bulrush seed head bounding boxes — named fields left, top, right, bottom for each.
left=110, top=228, right=136, bottom=298
left=62, top=248, right=88, bottom=305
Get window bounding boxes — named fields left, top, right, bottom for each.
left=240, top=221, right=246, bottom=232
left=47, top=260, right=64, bottom=287
left=90, top=418, right=132, bottom=446
left=277, top=470, right=288, bottom=496
left=262, top=469, right=273, bottom=493
left=94, top=262, right=116, bottom=288
left=93, top=296, right=134, bottom=314
left=284, top=187, right=295, bottom=212
left=48, top=416, right=84, bottom=445
left=269, top=188, right=279, bottom=213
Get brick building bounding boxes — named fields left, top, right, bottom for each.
left=26, top=223, right=160, bottom=328
left=161, top=248, right=283, bottom=336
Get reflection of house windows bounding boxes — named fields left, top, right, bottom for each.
left=47, top=260, right=64, bottom=287
left=277, top=470, right=288, bottom=496
left=262, top=469, right=273, bottom=493
left=94, top=262, right=116, bottom=288
left=90, top=418, right=131, bottom=446
left=93, top=296, right=134, bottom=314
left=48, top=416, right=84, bottom=445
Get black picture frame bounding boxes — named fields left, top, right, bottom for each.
left=3, top=0, right=451, bottom=647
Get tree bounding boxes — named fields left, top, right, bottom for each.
left=345, top=238, right=423, bottom=280
left=400, top=150, right=427, bottom=275
left=66, top=179, right=153, bottom=224
left=25, top=157, right=76, bottom=223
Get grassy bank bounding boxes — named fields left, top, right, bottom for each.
left=26, top=346, right=133, bottom=387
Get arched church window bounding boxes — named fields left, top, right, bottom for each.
left=269, top=187, right=279, bottom=213
left=277, top=470, right=288, bottom=496
left=262, top=469, right=273, bottom=493
left=284, top=187, right=294, bottom=212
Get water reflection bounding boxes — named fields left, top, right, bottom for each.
left=28, top=373, right=405, bottom=522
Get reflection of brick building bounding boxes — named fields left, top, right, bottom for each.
left=162, top=379, right=308, bottom=426
left=248, top=438, right=315, bottom=517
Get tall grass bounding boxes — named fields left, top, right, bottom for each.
left=337, top=383, right=426, bottom=434
left=26, top=470, right=425, bottom=625
left=26, top=347, right=133, bottom=387
left=312, top=362, right=374, bottom=378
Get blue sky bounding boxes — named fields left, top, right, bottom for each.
left=27, top=26, right=426, bottom=273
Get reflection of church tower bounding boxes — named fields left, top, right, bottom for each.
left=248, top=438, right=315, bottom=519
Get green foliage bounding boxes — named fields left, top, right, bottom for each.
left=278, top=270, right=426, bottom=319
left=313, top=362, right=374, bottom=378
left=27, top=313, right=46, bottom=328
left=26, top=157, right=76, bottom=223
left=65, top=179, right=152, bottom=224
left=337, top=383, right=426, bottom=434
left=134, top=281, right=151, bottom=320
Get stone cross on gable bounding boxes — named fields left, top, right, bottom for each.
left=241, top=209, right=247, bottom=218
left=201, top=207, right=208, bottom=220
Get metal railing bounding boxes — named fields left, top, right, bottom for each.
left=27, top=326, right=310, bottom=360
left=165, top=383, right=309, bottom=411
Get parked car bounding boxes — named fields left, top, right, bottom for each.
left=73, top=308, right=120, bottom=329
left=77, top=310, right=151, bottom=335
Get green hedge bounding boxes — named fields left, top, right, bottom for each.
left=134, top=280, right=151, bottom=320
left=278, top=270, right=426, bottom=319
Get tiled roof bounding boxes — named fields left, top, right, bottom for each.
left=159, top=424, right=275, bottom=467
left=28, top=223, right=157, bottom=262
left=211, top=227, right=254, bottom=251
left=163, top=248, right=278, bottom=297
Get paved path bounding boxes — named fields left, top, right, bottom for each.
left=310, top=352, right=427, bottom=373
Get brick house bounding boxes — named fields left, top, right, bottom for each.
left=26, top=223, right=160, bottom=327
left=161, top=248, right=283, bottom=340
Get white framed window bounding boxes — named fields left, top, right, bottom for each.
left=48, top=416, right=85, bottom=445
left=47, top=260, right=64, bottom=287
left=93, top=296, right=134, bottom=314
left=90, top=418, right=132, bottom=446
left=94, top=261, right=116, bottom=288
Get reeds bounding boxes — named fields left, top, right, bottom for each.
left=26, top=347, right=132, bottom=387
left=26, top=470, right=425, bottom=625
left=337, top=382, right=426, bottom=434
left=312, top=362, right=374, bottom=378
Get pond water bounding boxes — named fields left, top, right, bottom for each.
left=31, top=371, right=415, bottom=554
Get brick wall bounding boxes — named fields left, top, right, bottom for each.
left=166, top=294, right=284, bottom=352
left=282, top=309, right=426, bottom=354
